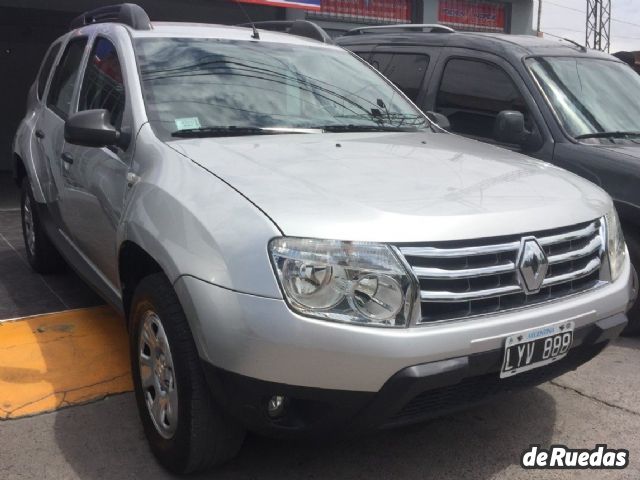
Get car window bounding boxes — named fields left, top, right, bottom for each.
left=528, top=57, right=640, bottom=141
left=436, top=58, right=531, bottom=141
left=134, top=38, right=429, bottom=141
left=37, top=43, right=61, bottom=100
left=78, top=37, right=126, bottom=129
left=352, top=51, right=372, bottom=62
left=368, top=52, right=429, bottom=102
left=47, top=37, right=88, bottom=118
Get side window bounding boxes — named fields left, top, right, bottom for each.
left=353, top=51, right=372, bottom=62
left=47, top=38, right=88, bottom=118
left=37, top=43, right=61, bottom=100
left=78, top=37, right=126, bottom=129
left=436, top=58, right=531, bottom=141
left=369, top=52, right=429, bottom=102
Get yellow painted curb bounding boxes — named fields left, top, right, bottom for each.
left=0, top=306, right=133, bottom=419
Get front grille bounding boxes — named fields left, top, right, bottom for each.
left=398, top=219, right=607, bottom=324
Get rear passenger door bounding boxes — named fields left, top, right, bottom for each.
left=35, top=36, right=88, bottom=231
left=30, top=40, right=62, bottom=201
left=425, top=50, right=545, bottom=153
left=367, top=45, right=437, bottom=106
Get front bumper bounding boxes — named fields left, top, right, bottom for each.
left=201, top=313, right=626, bottom=437
left=174, top=257, right=632, bottom=393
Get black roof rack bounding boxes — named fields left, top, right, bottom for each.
left=70, top=3, right=151, bottom=31
left=238, top=20, right=333, bottom=44
left=344, top=24, right=455, bottom=36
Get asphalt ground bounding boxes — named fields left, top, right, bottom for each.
left=0, top=174, right=639, bottom=479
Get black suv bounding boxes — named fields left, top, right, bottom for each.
left=337, top=25, right=640, bottom=334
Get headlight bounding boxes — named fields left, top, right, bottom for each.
left=269, top=237, right=419, bottom=327
left=605, top=207, right=627, bottom=281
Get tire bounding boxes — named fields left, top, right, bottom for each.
left=20, top=177, right=65, bottom=273
left=622, top=232, right=640, bottom=336
left=129, top=273, right=245, bottom=474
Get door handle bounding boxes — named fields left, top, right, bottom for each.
left=126, top=172, right=140, bottom=187
left=35, top=129, right=45, bottom=139
left=61, top=152, right=74, bottom=165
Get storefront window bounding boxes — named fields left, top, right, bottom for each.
left=309, top=0, right=413, bottom=24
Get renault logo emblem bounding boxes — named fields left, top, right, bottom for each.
left=517, top=237, right=548, bottom=294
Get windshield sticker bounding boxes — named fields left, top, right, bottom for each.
left=174, top=117, right=201, bottom=131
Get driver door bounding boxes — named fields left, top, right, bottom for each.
left=425, top=50, right=547, bottom=155
left=61, top=35, right=131, bottom=287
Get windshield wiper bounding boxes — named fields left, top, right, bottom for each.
left=171, top=126, right=315, bottom=138
left=319, top=124, right=420, bottom=133
left=575, top=131, right=640, bottom=140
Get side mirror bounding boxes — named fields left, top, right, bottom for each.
left=493, top=110, right=527, bottom=145
left=494, top=110, right=544, bottom=151
left=426, top=111, right=451, bottom=130
left=64, top=109, right=122, bottom=148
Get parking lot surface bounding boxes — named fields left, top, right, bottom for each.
left=1, top=177, right=639, bottom=479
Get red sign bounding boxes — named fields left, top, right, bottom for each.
left=438, top=0, right=506, bottom=32
left=238, top=0, right=320, bottom=11
left=319, top=0, right=412, bottom=22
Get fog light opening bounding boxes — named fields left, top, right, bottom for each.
left=267, top=395, right=286, bottom=418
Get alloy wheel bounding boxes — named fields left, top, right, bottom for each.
left=23, top=194, right=36, bottom=257
left=138, top=310, right=179, bottom=439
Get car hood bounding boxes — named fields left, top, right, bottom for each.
left=598, top=144, right=640, bottom=160
left=170, top=132, right=611, bottom=242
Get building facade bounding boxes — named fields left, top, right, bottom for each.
left=0, top=0, right=533, bottom=171
left=287, top=0, right=534, bottom=37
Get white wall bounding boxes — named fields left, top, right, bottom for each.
left=510, top=0, right=535, bottom=35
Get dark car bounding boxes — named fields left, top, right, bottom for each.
left=337, top=25, right=640, bottom=334
left=613, top=51, right=640, bottom=74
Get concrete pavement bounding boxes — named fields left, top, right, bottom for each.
left=0, top=336, right=638, bottom=480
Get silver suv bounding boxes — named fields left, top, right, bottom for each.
left=12, top=4, right=635, bottom=474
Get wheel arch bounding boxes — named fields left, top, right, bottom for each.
left=13, top=153, right=27, bottom=187
left=12, top=133, right=48, bottom=204
left=118, top=240, right=165, bottom=322
left=614, top=199, right=640, bottom=239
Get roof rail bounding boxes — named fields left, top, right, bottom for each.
left=344, top=24, right=455, bottom=36
left=70, top=3, right=151, bottom=31
left=238, top=20, right=333, bottom=44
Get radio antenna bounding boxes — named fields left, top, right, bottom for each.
left=234, top=0, right=260, bottom=40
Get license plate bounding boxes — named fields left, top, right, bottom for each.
left=500, top=321, right=574, bottom=378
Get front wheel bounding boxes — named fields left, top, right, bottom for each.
left=129, top=273, right=245, bottom=474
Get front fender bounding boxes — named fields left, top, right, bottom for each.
left=118, top=127, right=284, bottom=299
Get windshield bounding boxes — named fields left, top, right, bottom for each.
left=527, top=57, right=640, bottom=142
left=134, top=38, right=429, bottom=139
